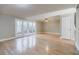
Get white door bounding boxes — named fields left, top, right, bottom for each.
left=61, top=15, right=71, bottom=39
left=70, top=14, right=75, bottom=40
left=61, top=14, right=75, bottom=40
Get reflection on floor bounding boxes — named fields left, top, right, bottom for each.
left=0, top=34, right=75, bottom=55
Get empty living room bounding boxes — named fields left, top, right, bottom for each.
left=0, top=4, right=79, bottom=55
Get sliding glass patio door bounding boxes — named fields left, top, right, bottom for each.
left=23, top=21, right=28, bottom=34
left=15, top=19, right=23, bottom=34
left=15, top=19, right=36, bottom=35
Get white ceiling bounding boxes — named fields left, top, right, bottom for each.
left=0, top=4, right=75, bottom=18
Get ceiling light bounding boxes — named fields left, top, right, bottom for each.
left=45, top=18, right=48, bottom=22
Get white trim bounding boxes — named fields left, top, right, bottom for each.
left=27, top=8, right=76, bottom=20
left=43, top=32, right=60, bottom=35
left=0, top=33, right=35, bottom=42
left=60, top=36, right=75, bottom=41
left=60, top=36, right=70, bottom=39
left=0, top=36, right=17, bottom=42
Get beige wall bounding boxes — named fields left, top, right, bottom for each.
left=43, top=16, right=60, bottom=34
left=35, top=16, right=60, bottom=34
left=36, top=21, right=43, bottom=33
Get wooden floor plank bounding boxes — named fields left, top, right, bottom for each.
left=0, top=34, right=76, bottom=55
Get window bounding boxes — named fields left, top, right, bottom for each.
left=23, top=21, right=28, bottom=33
left=15, top=19, right=22, bottom=34
left=15, top=19, right=36, bottom=35
left=28, top=22, right=34, bottom=33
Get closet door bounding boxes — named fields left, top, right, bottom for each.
left=61, top=15, right=71, bottom=39
left=65, top=15, right=71, bottom=39
left=61, top=14, right=75, bottom=40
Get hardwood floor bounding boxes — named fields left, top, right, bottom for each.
left=0, top=34, right=76, bottom=55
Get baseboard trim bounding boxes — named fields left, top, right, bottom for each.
left=0, top=33, right=36, bottom=42
left=0, top=37, right=16, bottom=42
left=43, top=32, right=60, bottom=36
left=60, top=36, right=75, bottom=41
left=36, top=32, right=45, bottom=34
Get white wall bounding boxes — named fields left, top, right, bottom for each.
left=0, top=15, right=15, bottom=39
left=76, top=8, right=79, bottom=51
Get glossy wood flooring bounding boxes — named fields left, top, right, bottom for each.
left=0, top=34, right=76, bottom=55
